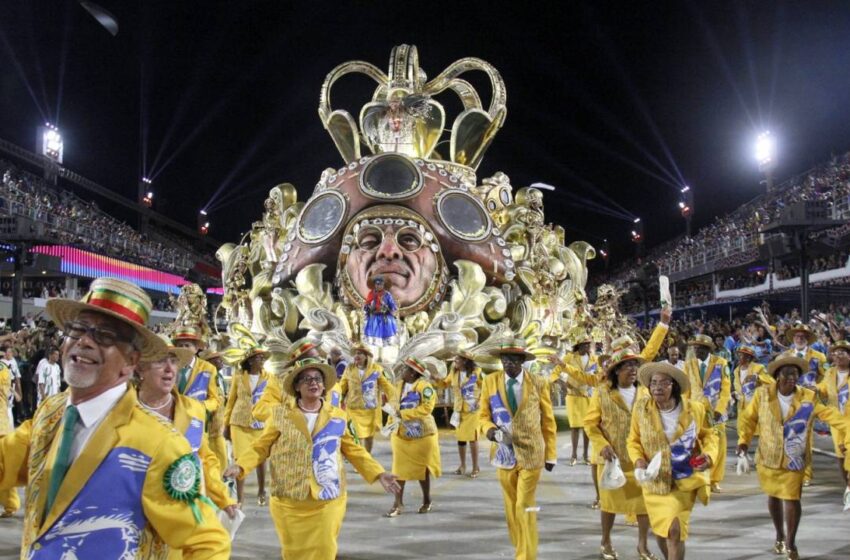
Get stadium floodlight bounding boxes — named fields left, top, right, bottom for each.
left=37, top=124, right=64, bottom=163
left=680, top=185, right=690, bottom=193
left=755, top=131, right=776, bottom=167
left=142, top=191, right=154, bottom=208
left=141, top=177, right=152, bottom=184
left=633, top=217, right=641, bottom=224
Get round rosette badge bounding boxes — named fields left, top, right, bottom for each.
left=164, top=453, right=216, bottom=523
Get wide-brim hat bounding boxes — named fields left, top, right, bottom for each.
left=767, top=356, right=808, bottom=378
left=46, top=277, right=167, bottom=361
left=199, top=349, right=223, bottom=361
left=489, top=338, right=536, bottom=362
left=286, top=337, right=321, bottom=365
left=736, top=345, right=757, bottom=358
left=282, top=358, right=337, bottom=398
left=784, top=325, right=817, bottom=345
left=366, top=275, right=393, bottom=289
left=351, top=342, right=374, bottom=358
left=687, top=334, right=715, bottom=350
left=638, top=361, right=690, bottom=393
left=572, top=337, right=594, bottom=351
left=402, top=356, right=429, bottom=378
left=605, top=350, right=646, bottom=377
left=610, top=335, right=637, bottom=354
left=829, top=340, right=850, bottom=354
left=154, top=334, right=195, bottom=369
left=171, top=325, right=207, bottom=348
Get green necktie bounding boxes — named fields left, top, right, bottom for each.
left=797, top=352, right=804, bottom=359
left=699, top=362, right=707, bottom=383
left=178, top=366, right=190, bottom=393
left=506, top=378, right=518, bottom=414
left=45, top=404, right=79, bottom=514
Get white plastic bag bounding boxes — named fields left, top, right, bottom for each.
left=843, top=487, right=850, bottom=512
left=600, top=458, right=627, bottom=490
left=736, top=452, right=750, bottom=475
left=449, top=411, right=461, bottom=428
left=380, top=418, right=400, bottom=437
left=217, top=508, right=246, bottom=541
left=636, top=452, right=662, bottom=485
left=381, top=403, right=396, bottom=416
left=494, top=427, right=513, bottom=445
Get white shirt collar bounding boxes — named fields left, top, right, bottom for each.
left=795, top=346, right=808, bottom=354
left=506, top=370, right=524, bottom=386
left=70, top=383, right=128, bottom=428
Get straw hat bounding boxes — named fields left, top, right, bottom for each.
left=605, top=350, right=645, bottom=377
left=154, top=334, right=195, bottom=369
left=638, top=361, right=690, bottom=392
left=46, top=277, right=167, bottom=361
left=401, top=356, right=429, bottom=379
left=286, top=337, right=321, bottom=365
left=489, top=338, right=536, bottom=362
left=784, top=324, right=817, bottom=345
left=736, top=345, right=757, bottom=358
left=687, top=334, right=715, bottom=350
left=767, top=356, right=808, bottom=378
left=351, top=342, right=374, bottom=358
left=829, top=340, right=850, bottom=354
left=172, top=325, right=207, bottom=348
left=282, top=358, right=337, bottom=398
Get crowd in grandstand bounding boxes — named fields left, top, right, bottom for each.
left=0, top=159, right=199, bottom=274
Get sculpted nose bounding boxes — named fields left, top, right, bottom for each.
left=376, top=229, right=401, bottom=260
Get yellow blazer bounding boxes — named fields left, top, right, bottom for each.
left=172, top=393, right=235, bottom=510
left=732, top=363, right=773, bottom=405
left=627, top=396, right=718, bottom=495
left=478, top=370, right=557, bottom=470
left=780, top=347, right=827, bottom=384
left=338, top=361, right=397, bottom=410
left=224, top=369, right=269, bottom=429
left=816, top=367, right=849, bottom=410
left=180, top=357, right=222, bottom=414
left=236, top=399, right=385, bottom=501
left=394, top=378, right=438, bottom=439
left=0, top=363, right=12, bottom=435
left=0, top=387, right=228, bottom=559
left=441, top=366, right=484, bottom=413
left=738, top=385, right=850, bottom=470
left=684, top=356, right=731, bottom=417
left=252, top=374, right=291, bottom=423
left=584, top=384, right=650, bottom=471
left=641, top=322, right=669, bottom=362
left=550, top=353, right=600, bottom=396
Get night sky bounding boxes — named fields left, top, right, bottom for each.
left=2, top=1, right=850, bottom=268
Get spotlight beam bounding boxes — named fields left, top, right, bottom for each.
left=55, top=0, right=74, bottom=125
left=23, top=0, right=53, bottom=123
left=734, top=1, right=764, bottom=126
left=0, top=26, right=49, bottom=123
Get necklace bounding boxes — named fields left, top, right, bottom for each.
left=298, top=399, right=322, bottom=413
left=658, top=401, right=677, bottom=413
left=139, top=393, right=173, bottom=411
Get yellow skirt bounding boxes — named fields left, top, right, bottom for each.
left=643, top=488, right=698, bottom=540
left=231, top=425, right=262, bottom=460
left=455, top=411, right=480, bottom=442
left=598, top=467, right=646, bottom=515
left=757, top=465, right=804, bottom=501
left=566, top=395, right=590, bottom=427
left=391, top=432, right=442, bottom=481
left=348, top=407, right=380, bottom=439
left=270, top=495, right=347, bottom=560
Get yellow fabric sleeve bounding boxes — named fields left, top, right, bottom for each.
left=582, top=393, right=610, bottom=457
left=626, top=403, right=647, bottom=465
left=235, top=420, right=280, bottom=477
left=0, top=419, right=32, bottom=489
left=641, top=323, right=668, bottom=362
left=340, top=417, right=385, bottom=484
left=736, top=389, right=761, bottom=447
left=538, top=377, right=558, bottom=463
left=252, top=376, right=281, bottom=423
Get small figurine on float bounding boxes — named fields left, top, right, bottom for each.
left=363, top=276, right=399, bottom=354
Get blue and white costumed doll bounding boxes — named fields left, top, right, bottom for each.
left=363, top=276, right=399, bottom=347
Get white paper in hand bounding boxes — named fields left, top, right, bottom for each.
left=659, top=275, right=672, bottom=308
left=736, top=453, right=750, bottom=475
left=600, top=458, right=627, bottom=490
left=449, top=411, right=461, bottom=428
left=381, top=403, right=396, bottom=416
left=844, top=487, right=850, bottom=512
left=217, top=508, right=245, bottom=541
left=645, top=452, right=662, bottom=481
left=380, top=420, right=399, bottom=438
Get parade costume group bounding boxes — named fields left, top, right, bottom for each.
left=2, top=46, right=850, bottom=560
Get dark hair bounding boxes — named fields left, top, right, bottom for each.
left=670, top=379, right=683, bottom=405
left=48, top=347, right=59, bottom=355
left=607, top=359, right=637, bottom=389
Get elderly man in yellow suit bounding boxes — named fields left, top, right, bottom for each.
left=0, top=277, right=229, bottom=559
left=684, top=334, right=731, bottom=492
left=480, top=339, right=557, bottom=560
left=172, top=326, right=223, bottom=417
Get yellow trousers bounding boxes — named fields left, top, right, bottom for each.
left=270, top=495, right=346, bottom=560
left=0, top=487, right=19, bottom=514
left=497, top=467, right=541, bottom=560
left=711, top=425, right=727, bottom=484
left=208, top=435, right=229, bottom=472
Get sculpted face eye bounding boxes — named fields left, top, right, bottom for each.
left=356, top=227, right=383, bottom=251
left=396, top=227, right=423, bottom=252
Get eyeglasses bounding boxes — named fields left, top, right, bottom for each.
left=148, top=355, right=181, bottom=369
left=64, top=321, right=132, bottom=347
left=298, top=375, right=325, bottom=385
left=649, top=380, right=673, bottom=388
left=354, top=225, right=425, bottom=253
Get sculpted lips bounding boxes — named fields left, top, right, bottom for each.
left=369, top=262, right=411, bottom=284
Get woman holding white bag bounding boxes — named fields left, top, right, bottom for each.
left=627, top=362, right=718, bottom=560
left=584, top=349, right=656, bottom=560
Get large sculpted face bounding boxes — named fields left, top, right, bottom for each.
left=344, top=221, right=438, bottom=308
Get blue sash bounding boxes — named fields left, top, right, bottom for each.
left=669, top=421, right=697, bottom=480
left=783, top=402, right=814, bottom=471
left=839, top=383, right=849, bottom=415
left=33, top=447, right=150, bottom=559
left=330, top=389, right=341, bottom=408
left=741, top=373, right=757, bottom=403
left=797, top=358, right=819, bottom=389
left=312, top=417, right=346, bottom=500
left=250, top=379, right=268, bottom=429
left=185, top=369, right=212, bottom=402
left=488, top=392, right=516, bottom=469
left=460, top=374, right=479, bottom=411
left=585, top=363, right=598, bottom=397
left=361, top=372, right=379, bottom=410
left=400, top=390, right=423, bottom=438
left=702, top=364, right=722, bottom=409
left=185, top=417, right=204, bottom=454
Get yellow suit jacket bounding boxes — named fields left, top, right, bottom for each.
left=550, top=352, right=600, bottom=395
left=584, top=385, right=650, bottom=470
left=180, top=357, right=222, bottom=414
left=478, top=370, right=557, bottom=470
left=224, top=370, right=269, bottom=429
left=780, top=347, right=827, bottom=385
left=338, top=362, right=397, bottom=410
left=0, top=387, right=228, bottom=559
left=685, top=355, right=731, bottom=417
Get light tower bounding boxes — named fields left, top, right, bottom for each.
left=631, top=217, right=644, bottom=259
left=198, top=209, right=210, bottom=235
left=36, top=123, right=63, bottom=184
left=679, top=185, right=694, bottom=238
left=755, top=131, right=777, bottom=192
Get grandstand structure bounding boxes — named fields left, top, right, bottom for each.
left=596, top=152, right=850, bottom=318
left=0, top=137, right=222, bottom=328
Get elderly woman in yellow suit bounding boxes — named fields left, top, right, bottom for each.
left=224, top=358, right=400, bottom=560
left=338, top=342, right=397, bottom=453
left=732, top=345, right=774, bottom=443
left=135, top=335, right=239, bottom=558
left=441, top=351, right=484, bottom=477
left=627, top=362, right=718, bottom=560
left=224, top=346, right=270, bottom=506
left=815, top=340, right=850, bottom=481
left=584, top=350, right=657, bottom=560
left=737, top=356, right=850, bottom=560
left=385, top=357, right=441, bottom=516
